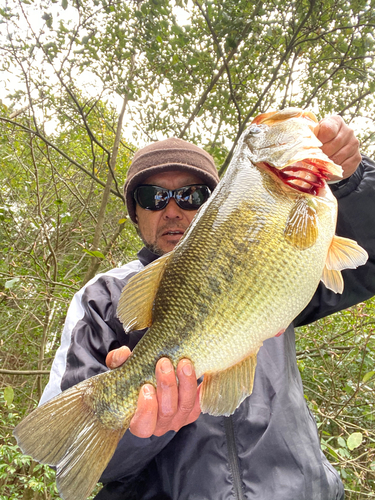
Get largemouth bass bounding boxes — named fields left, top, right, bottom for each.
left=14, top=108, right=368, bottom=500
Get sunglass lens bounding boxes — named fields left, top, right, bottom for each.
left=135, top=185, right=211, bottom=211
left=135, top=186, right=168, bottom=210
left=176, top=186, right=210, bottom=209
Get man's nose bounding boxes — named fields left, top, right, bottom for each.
left=162, top=198, right=184, bottom=218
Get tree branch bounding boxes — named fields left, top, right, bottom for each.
left=178, top=14, right=255, bottom=139
left=0, top=369, right=50, bottom=375
left=219, top=0, right=317, bottom=176
left=194, top=0, right=242, bottom=128
left=0, top=116, right=124, bottom=201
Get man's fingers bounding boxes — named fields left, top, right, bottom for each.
left=185, top=385, right=202, bottom=426
left=153, top=359, right=201, bottom=436
left=317, top=116, right=361, bottom=178
left=126, top=357, right=201, bottom=439
left=129, top=384, right=158, bottom=438
left=317, top=115, right=342, bottom=146
left=175, top=359, right=199, bottom=417
left=154, top=358, right=179, bottom=432
left=106, top=346, right=131, bottom=369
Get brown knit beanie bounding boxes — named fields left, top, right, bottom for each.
left=125, top=137, right=220, bottom=223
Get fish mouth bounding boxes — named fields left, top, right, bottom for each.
left=264, top=160, right=332, bottom=195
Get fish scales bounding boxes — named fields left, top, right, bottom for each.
left=13, top=108, right=368, bottom=500
left=117, top=147, right=333, bottom=379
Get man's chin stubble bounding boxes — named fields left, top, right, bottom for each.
left=135, top=225, right=165, bottom=256
left=145, top=241, right=165, bottom=256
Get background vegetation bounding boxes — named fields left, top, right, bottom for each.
left=0, top=0, right=374, bottom=498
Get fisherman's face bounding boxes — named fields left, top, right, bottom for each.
left=135, top=170, right=205, bottom=255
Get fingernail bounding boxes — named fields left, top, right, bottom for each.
left=160, top=358, right=173, bottom=374
left=142, top=384, right=154, bottom=400
left=182, top=361, right=193, bottom=376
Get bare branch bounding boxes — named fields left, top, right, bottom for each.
left=0, top=369, right=50, bottom=375
left=0, top=116, right=124, bottom=201
left=219, top=0, right=317, bottom=176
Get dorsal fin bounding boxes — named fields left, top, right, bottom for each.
left=200, top=350, right=258, bottom=416
left=117, top=252, right=171, bottom=332
left=284, top=197, right=318, bottom=250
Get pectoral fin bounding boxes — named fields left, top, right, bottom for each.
left=200, top=351, right=258, bottom=416
left=321, top=267, right=344, bottom=294
left=284, top=197, right=318, bottom=250
left=321, top=236, right=368, bottom=294
left=325, top=235, right=368, bottom=270
left=117, top=252, right=171, bottom=331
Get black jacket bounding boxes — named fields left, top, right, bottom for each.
left=40, top=157, right=375, bottom=500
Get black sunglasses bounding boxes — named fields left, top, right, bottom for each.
left=134, top=184, right=211, bottom=211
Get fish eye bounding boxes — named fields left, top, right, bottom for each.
left=248, top=126, right=262, bottom=135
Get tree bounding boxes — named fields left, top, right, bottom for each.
left=0, top=0, right=374, bottom=497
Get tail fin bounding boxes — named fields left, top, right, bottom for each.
left=13, top=383, right=126, bottom=500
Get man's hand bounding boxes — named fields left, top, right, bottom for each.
left=316, top=115, right=361, bottom=180
left=106, top=346, right=201, bottom=438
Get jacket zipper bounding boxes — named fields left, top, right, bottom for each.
left=224, top=416, right=245, bottom=500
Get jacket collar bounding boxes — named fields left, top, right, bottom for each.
left=137, top=246, right=161, bottom=266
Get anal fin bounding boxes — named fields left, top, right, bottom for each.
left=117, top=252, right=171, bottom=332
left=200, top=351, right=258, bottom=417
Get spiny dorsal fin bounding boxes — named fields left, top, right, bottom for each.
left=321, top=267, right=344, bottom=294
left=117, top=252, right=171, bottom=332
left=325, top=235, right=368, bottom=271
left=200, top=350, right=258, bottom=417
left=284, top=197, right=318, bottom=250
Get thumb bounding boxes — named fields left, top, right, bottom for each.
left=106, top=346, right=131, bottom=369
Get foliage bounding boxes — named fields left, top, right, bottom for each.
left=0, top=0, right=374, bottom=498
left=0, top=391, right=60, bottom=499
left=296, top=298, right=375, bottom=498
left=0, top=391, right=102, bottom=499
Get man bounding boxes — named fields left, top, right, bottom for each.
left=40, top=119, right=375, bottom=499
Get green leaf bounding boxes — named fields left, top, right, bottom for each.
left=83, top=249, right=105, bottom=259
left=362, top=371, right=375, bottom=383
left=347, top=432, right=362, bottom=450
left=62, top=0, right=68, bottom=9
left=337, top=436, right=346, bottom=448
left=4, top=386, right=14, bottom=406
left=5, top=277, right=20, bottom=289
left=118, top=218, right=127, bottom=224
left=42, top=13, right=52, bottom=28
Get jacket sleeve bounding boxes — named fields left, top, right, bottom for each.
left=295, top=155, right=375, bottom=327
left=39, top=263, right=177, bottom=486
